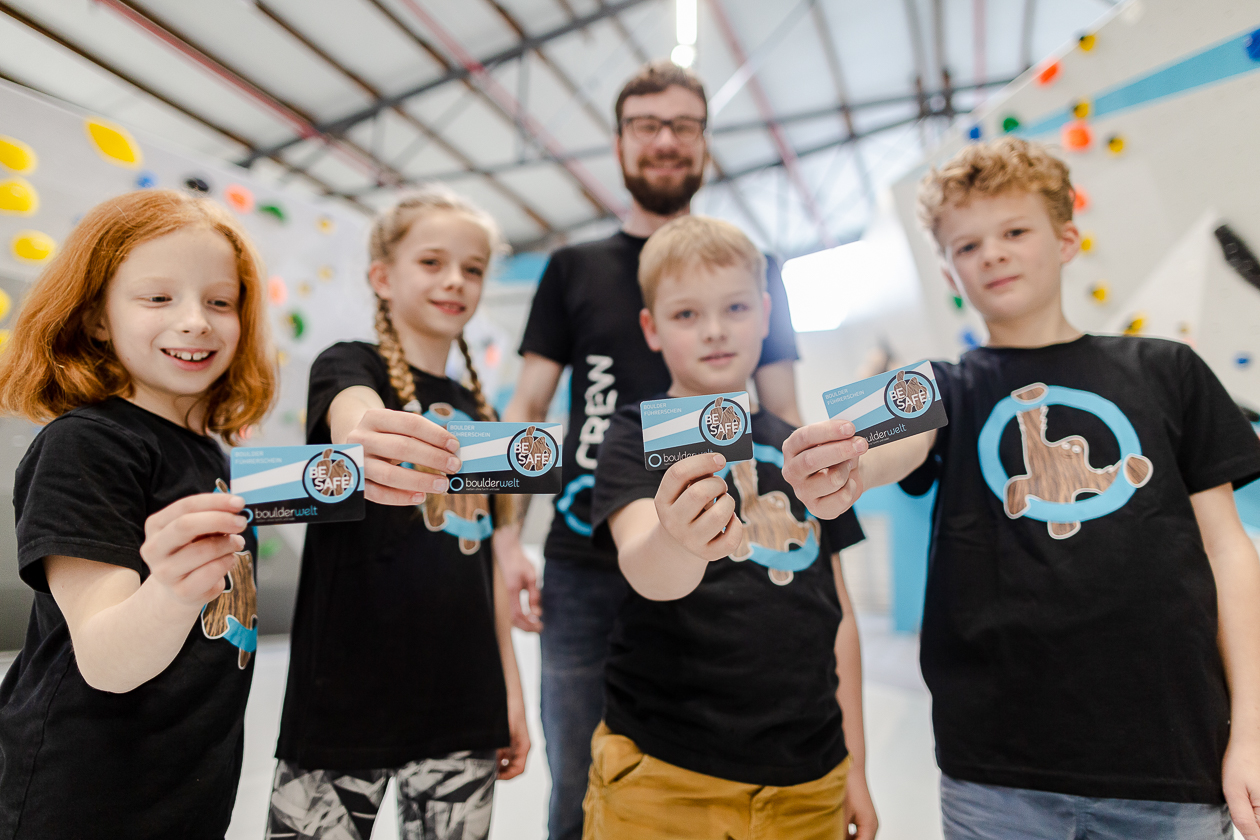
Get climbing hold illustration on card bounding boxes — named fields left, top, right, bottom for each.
left=1002, top=115, right=1020, bottom=133
left=268, top=276, right=288, bottom=306
left=0, top=178, right=38, bottom=215
left=317, top=216, right=335, bottom=234
left=1061, top=121, right=1093, bottom=152
left=224, top=184, right=254, bottom=214
left=1106, top=135, right=1125, bottom=155
left=85, top=119, right=142, bottom=168
left=1078, top=33, right=1097, bottom=52
left=1072, top=186, right=1091, bottom=213
left=287, top=311, right=305, bottom=340
left=968, top=125, right=982, bottom=141
left=11, top=230, right=55, bottom=262
left=1034, top=60, right=1061, bottom=87
left=0, top=136, right=36, bottom=173
left=135, top=170, right=158, bottom=188
left=184, top=176, right=211, bottom=193
left=1089, top=283, right=1108, bottom=303
left=258, top=203, right=287, bottom=223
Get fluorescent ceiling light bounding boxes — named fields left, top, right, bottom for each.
left=782, top=241, right=875, bottom=332
left=671, top=44, right=696, bottom=67
left=677, top=0, right=697, bottom=45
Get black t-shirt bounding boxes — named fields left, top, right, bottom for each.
left=276, top=341, right=508, bottom=768
left=590, top=402, right=864, bottom=786
left=900, top=335, right=1260, bottom=803
left=0, top=398, right=258, bottom=840
left=519, top=231, right=799, bottom=569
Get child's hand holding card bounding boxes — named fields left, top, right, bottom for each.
left=447, top=422, right=564, bottom=494
left=822, top=361, right=947, bottom=447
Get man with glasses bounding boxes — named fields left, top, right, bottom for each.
left=498, top=60, right=800, bottom=840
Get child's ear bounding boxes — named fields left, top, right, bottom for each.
left=90, top=311, right=110, bottom=343
left=1058, top=221, right=1082, bottom=264
left=640, top=308, right=662, bottom=352
left=367, top=261, right=392, bottom=299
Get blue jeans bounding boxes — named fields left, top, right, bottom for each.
left=941, top=774, right=1234, bottom=840
left=539, top=561, right=628, bottom=840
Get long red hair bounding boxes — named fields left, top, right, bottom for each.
left=0, top=189, right=276, bottom=443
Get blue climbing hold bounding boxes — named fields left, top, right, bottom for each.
left=960, top=328, right=981, bottom=350
left=135, top=171, right=157, bottom=189
left=1236, top=352, right=1253, bottom=369
left=968, top=124, right=982, bottom=141
left=1246, top=29, right=1260, bottom=62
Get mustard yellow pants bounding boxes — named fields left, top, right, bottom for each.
left=581, top=722, right=851, bottom=840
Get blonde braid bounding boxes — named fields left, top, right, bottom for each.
left=456, top=333, right=495, bottom=421
left=373, top=297, right=418, bottom=410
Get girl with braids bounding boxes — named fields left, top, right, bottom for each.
left=268, top=186, right=529, bottom=840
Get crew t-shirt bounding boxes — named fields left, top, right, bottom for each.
left=276, top=341, right=508, bottom=768
left=591, top=402, right=864, bottom=786
left=0, top=397, right=259, bottom=840
left=519, top=231, right=799, bottom=569
left=900, top=335, right=1260, bottom=803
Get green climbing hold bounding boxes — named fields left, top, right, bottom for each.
left=288, top=311, right=305, bottom=340
left=259, top=538, right=281, bottom=560
left=951, top=295, right=965, bottom=310
left=1002, top=116, right=1020, bottom=133
left=258, top=203, right=287, bottom=222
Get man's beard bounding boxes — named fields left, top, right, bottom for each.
left=622, top=153, right=704, bottom=216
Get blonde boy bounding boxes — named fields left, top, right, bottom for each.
left=782, top=137, right=1260, bottom=840
left=583, top=216, right=876, bottom=840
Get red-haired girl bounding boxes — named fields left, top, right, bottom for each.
left=0, top=189, right=276, bottom=839
left=267, top=185, right=529, bottom=839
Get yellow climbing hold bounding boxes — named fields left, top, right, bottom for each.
left=317, top=265, right=334, bottom=282
left=1078, top=33, right=1097, bottom=52
left=1123, top=313, right=1146, bottom=335
left=1072, top=100, right=1091, bottom=120
left=1089, top=283, right=1108, bottom=303
left=1080, top=235, right=1095, bottom=253
left=317, top=216, right=335, bottom=235
left=0, top=288, right=10, bottom=322
left=12, top=230, right=56, bottom=262
left=1107, top=135, right=1125, bottom=155
left=85, top=118, right=142, bottom=168
left=0, top=136, right=36, bottom=173
left=0, top=178, right=38, bottom=215
left=297, top=281, right=312, bottom=298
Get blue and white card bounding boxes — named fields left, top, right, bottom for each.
left=822, top=361, right=948, bottom=448
left=448, top=422, right=564, bottom=494
left=231, top=444, right=366, bottom=524
left=640, top=391, right=753, bottom=471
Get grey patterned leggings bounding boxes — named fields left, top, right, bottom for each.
left=265, top=751, right=498, bottom=840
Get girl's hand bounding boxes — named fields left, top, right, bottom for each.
left=1224, top=732, right=1260, bottom=840
left=497, top=691, right=531, bottom=780
left=140, top=493, right=249, bottom=608
left=842, top=765, right=878, bottom=840
left=346, top=408, right=461, bottom=505
left=654, top=454, right=743, bottom=563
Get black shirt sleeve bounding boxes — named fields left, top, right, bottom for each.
left=1174, top=345, right=1260, bottom=493
left=14, top=416, right=152, bottom=592
left=518, top=251, right=574, bottom=366
left=590, top=405, right=662, bottom=550
left=821, top=510, right=865, bottom=553
left=307, top=342, right=390, bottom=444
left=757, top=255, right=800, bottom=368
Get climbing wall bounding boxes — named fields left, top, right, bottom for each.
left=891, top=0, right=1260, bottom=410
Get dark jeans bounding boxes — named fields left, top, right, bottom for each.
left=539, top=561, right=628, bottom=840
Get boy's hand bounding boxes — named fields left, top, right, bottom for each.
left=654, top=453, right=743, bottom=562
left=782, top=419, right=868, bottom=520
left=498, top=690, right=532, bottom=780
left=140, top=493, right=250, bottom=608
left=1224, top=733, right=1260, bottom=840
left=346, top=408, right=461, bottom=505
left=843, top=766, right=878, bottom=840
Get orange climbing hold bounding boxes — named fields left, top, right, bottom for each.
left=268, top=276, right=288, bottom=306
left=1072, top=186, right=1090, bottom=213
left=1034, top=60, right=1062, bottom=87
left=224, top=184, right=255, bottom=214
left=1061, top=121, right=1093, bottom=152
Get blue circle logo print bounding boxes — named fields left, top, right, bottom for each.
left=885, top=370, right=935, bottom=419
left=977, top=383, right=1154, bottom=539
left=510, top=426, right=557, bottom=476
left=700, top=397, right=747, bottom=446
left=303, top=449, right=359, bottom=504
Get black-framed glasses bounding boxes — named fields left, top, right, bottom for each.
left=620, top=115, right=707, bottom=143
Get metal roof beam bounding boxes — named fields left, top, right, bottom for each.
left=0, top=1, right=369, bottom=211
left=705, top=0, right=835, bottom=247
left=253, top=1, right=554, bottom=233
left=239, top=0, right=655, bottom=167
